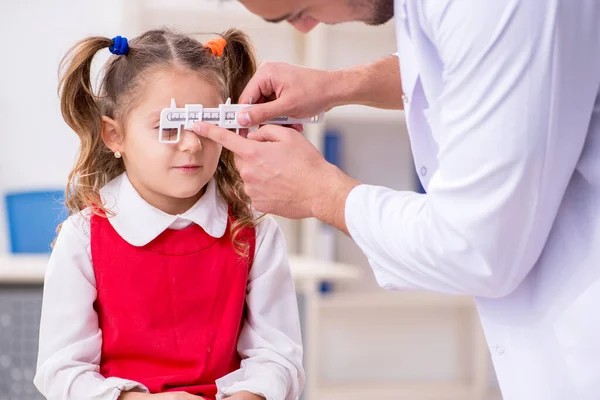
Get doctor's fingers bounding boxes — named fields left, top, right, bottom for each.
left=238, top=62, right=331, bottom=126
left=192, top=122, right=259, bottom=158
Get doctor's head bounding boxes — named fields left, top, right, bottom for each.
left=237, top=0, right=394, bottom=33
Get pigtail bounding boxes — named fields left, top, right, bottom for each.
left=57, top=37, right=125, bottom=232
left=213, top=29, right=261, bottom=257
left=219, top=29, right=257, bottom=103
left=59, top=37, right=112, bottom=141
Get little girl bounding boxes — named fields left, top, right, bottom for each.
left=34, top=28, right=304, bottom=400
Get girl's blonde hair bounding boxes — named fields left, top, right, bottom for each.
left=58, top=28, right=258, bottom=255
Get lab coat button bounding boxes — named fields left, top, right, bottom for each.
left=495, top=345, right=505, bottom=355
left=420, top=166, right=427, bottom=176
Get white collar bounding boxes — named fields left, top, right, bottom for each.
left=99, top=173, right=228, bottom=247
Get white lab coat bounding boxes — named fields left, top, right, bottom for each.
left=344, top=0, right=600, bottom=399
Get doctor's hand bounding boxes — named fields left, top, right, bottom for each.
left=236, top=56, right=404, bottom=127
left=235, top=62, right=338, bottom=127
left=193, top=121, right=360, bottom=234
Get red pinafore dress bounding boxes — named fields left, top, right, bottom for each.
left=90, top=212, right=255, bottom=399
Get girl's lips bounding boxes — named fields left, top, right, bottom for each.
left=173, top=165, right=201, bottom=174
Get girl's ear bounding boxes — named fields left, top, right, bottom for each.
left=101, top=116, right=124, bottom=154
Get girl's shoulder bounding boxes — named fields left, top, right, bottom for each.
left=61, top=208, right=93, bottom=242
left=51, top=208, right=94, bottom=262
left=251, top=211, right=285, bottom=243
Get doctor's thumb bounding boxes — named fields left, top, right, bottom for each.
left=237, top=101, right=286, bottom=127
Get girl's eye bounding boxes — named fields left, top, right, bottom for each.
left=159, top=128, right=179, bottom=142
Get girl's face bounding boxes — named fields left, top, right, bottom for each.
left=103, top=67, right=224, bottom=215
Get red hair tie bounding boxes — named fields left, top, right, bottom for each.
left=204, top=37, right=227, bottom=57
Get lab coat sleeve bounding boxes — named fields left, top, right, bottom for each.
left=216, top=215, right=304, bottom=400
left=345, top=0, right=600, bottom=298
left=34, top=212, right=149, bottom=400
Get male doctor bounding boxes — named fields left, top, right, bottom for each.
left=193, top=1, right=600, bottom=398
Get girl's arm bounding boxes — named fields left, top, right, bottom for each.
left=34, top=212, right=149, bottom=400
left=216, top=216, right=305, bottom=400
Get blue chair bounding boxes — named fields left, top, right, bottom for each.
left=4, top=190, right=68, bottom=254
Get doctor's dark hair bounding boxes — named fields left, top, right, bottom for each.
left=57, top=28, right=258, bottom=255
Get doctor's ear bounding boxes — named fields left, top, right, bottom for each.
left=101, top=116, right=124, bottom=154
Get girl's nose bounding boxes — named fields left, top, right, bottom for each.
left=178, top=129, right=202, bottom=153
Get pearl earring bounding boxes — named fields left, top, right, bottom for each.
left=114, top=151, right=122, bottom=159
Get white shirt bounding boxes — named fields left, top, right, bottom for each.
left=345, top=1, right=600, bottom=399
left=34, top=174, right=304, bottom=400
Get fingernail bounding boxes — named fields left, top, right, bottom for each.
left=237, top=112, right=251, bottom=126
left=192, top=122, right=206, bottom=134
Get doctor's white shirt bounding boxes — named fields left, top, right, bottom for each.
left=345, top=1, right=600, bottom=399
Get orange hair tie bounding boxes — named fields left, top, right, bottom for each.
left=204, top=37, right=227, bottom=57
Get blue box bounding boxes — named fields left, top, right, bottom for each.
left=5, top=190, right=68, bottom=254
